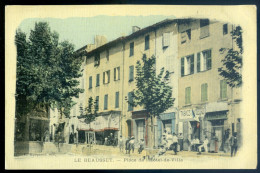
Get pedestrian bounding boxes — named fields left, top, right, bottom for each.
left=157, top=136, right=167, bottom=156
left=198, top=136, right=209, bottom=154
left=129, top=136, right=135, bottom=153
left=230, top=132, right=238, bottom=157
left=138, top=139, right=145, bottom=154
left=119, top=135, right=124, bottom=152
left=172, top=133, right=178, bottom=155
left=125, top=137, right=131, bottom=154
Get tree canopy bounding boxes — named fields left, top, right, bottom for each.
left=15, top=22, right=84, bottom=118
left=218, top=26, right=243, bottom=88
left=130, top=54, right=175, bottom=118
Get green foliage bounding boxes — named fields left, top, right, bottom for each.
left=15, top=22, right=84, bottom=118
left=218, top=26, right=243, bottom=88
left=79, top=97, right=98, bottom=124
left=130, top=54, right=175, bottom=118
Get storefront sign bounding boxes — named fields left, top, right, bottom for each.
left=179, top=109, right=205, bottom=120
left=204, top=111, right=227, bottom=121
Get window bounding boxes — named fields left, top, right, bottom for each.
left=89, top=76, right=92, bottom=89
left=223, top=24, right=228, bottom=35
left=200, top=19, right=210, bottom=39
left=220, top=80, right=227, bottom=99
left=95, top=96, right=99, bottom=110
left=128, top=92, right=133, bottom=111
left=96, top=74, right=100, bottom=87
left=104, top=94, right=108, bottom=110
left=94, top=53, right=100, bottom=67
left=201, top=83, right=208, bottom=102
left=130, top=42, right=134, bottom=57
left=197, top=49, right=212, bottom=72
left=106, top=49, right=109, bottom=61
left=185, top=87, right=191, bottom=104
left=162, top=32, right=170, bottom=48
left=129, top=65, right=134, bottom=82
left=103, top=70, right=110, bottom=84
left=181, top=29, right=191, bottom=44
left=114, top=67, right=120, bottom=81
left=145, top=35, right=150, bottom=50
left=115, top=92, right=119, bottom=108
left=181, top=54, right=194, bottom=77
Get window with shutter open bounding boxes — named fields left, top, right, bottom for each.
left=162, top=33, right=170, bottom=48
left=201, top=83, right=208, bottom=102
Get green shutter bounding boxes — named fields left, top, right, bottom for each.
left=185, top=87, right=191, bottom=104
left=220, top=80, right=227, bottom=99
left=128, top=92, right=133, bottom=111
left=108, top=70, right=110, bottom=83
left=181, top=58, right=184, bottom=77
left=129, top=66, right=134, bottom=81
left=103, top=72, right=105, bottom=84
left=118, top=67, right=120, bottom=80
left=114, top=68, right=116, bottom=81
left=115, top=92, right=119, bottom=108
left=201, top=83, right=208, bottom=102
left=190, top=55, right=194, bottom=74
left=197, top=53, right=200, bottom=72
left=89, top=76, right=92, bottom=88
left=104, top=94, right=108, bottom=110
left=96, top=96, right=99, bottom=110
left=207, top=49, right=212, bottom=70
left=96, top=74, right=100, bottom=86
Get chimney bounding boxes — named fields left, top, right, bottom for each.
left=132, top=26, right=140, bottom=33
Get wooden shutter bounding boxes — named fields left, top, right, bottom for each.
left=115, top=92, right=119, bottom=108
left=185, top=87, right=191, bottom=104
left=220, top=80, right=227, bottom=99
left=206, top=49, right=212, bottom=70
left=201, top=83, right=208, bottom=102
left=190, top=55, right=194, bottom=74
left=103, top=72, right=105, bottom=84
left=145, top=35, right=150, bottom=50
left=129, top=66, right=134, bottom=81
left=96, top=96, right=99, bottom=110
left=108, top=70, right=110, bottom=83
left=104, top=95, right=108, bottom=110
left=162, top=33, right=170, bottom=48
left=114, top=68, right=116, bottom=81
left=118, top=67, right=120, bottom=80
left=89, top=76, right=92, bottom=88
left=181, top=57, right=184, bottom=77
left=197, top=52, right=200, bottom=72
left=128, top=92, right=133, bottom=111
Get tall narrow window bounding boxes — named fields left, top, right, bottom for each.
left=162, top=32, right=170, bottom=48
left=197, top=49, right=212, bottom=72
left=94, top=53, right=100, bottom=67
left=201, top=83, right=208, bottom=102
left=115, top=92, right=119, bottom=108
left=220, top=80, right=227, bottom=99
left=181, top=58, right=184, bottom=77
left=181, top=29, right=191, bottom=44
left=130, top=42, right=134, bottom=57
left=128, top=92, right=133, bottom=111
left=145, top=35, right=150, bottom=50
left=103, top=70, right=110, bottom=84
left=185, top=87, right=191, bottom=104
left=96, top=74, right=100, bottom=87
left=89, top=76, right=92, bottom=89
left=104, top=94, right=108, bottom=110
left=129, top=65, right=134, bottom=82
left=106, top=49, right=109, bottom=61
left=95, top=96, right=99, bottom=110
left=181, top=54, right=194, bottom=76
left=200, top=19, right=210, bottom=39
left=114, top=67, right=120, bottom=81
left=223, top=24, right=228, bottom=35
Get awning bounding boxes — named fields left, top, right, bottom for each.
left=204, top=111, right=228, bottom=121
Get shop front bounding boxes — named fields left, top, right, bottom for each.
left=77, top=111, right=120, bottom=145
left=157, top=112, right=176, bottom=145
left=178, top=108, right=205, bottom=151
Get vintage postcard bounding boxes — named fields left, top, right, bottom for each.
left=5, top=5, right=257, bottom=169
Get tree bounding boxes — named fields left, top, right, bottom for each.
left=218, top=25, right=243, bottom=88
left=15, top=22, right=84, bottom=120
left=129, top=54, right=175, bottom=147
left=79, top=97, right=98, bottom=126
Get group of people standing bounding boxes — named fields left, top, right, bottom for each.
left=158, top=131, right=178, bottom=156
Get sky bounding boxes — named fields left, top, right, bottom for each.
left=18, top=15, right=175, bottom=50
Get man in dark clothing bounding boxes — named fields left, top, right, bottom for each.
left=230, top=132, right=238, bottom=157
left=125, top=137, right=131, bottom=154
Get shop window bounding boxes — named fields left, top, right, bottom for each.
left=181, top=54, right=194, bottom=77
left=181, top=29, right=191, bottom=44
left=95, top=96, right=99, bottom=110
left=96, top=74, right=100, bottom=87
left=185, top=87, right=191, bottom=104
left=162, top=32, right=170, bottom=48
left=115, top=91, right=119, bottom=108
left=130, top=42, right=134, bottom=57
left=128, top=92, right=133, bottom=111
left=197, top=49, right=212, bottom=72
left=114, top=67, right=120, bottom=81
left=94, top=53, right=100, bottom=67
left=129, top=65, right=134, bottom=82
left=103, top=70, right=110, bottom=84
left=200, top=19, right=210, bottom=39
left=145, top=35, right=150, bottom=50
left=223, top=24, right=228, bottom=35
left=104, top=94, right=108, bottom=110
left=89, top=76, right=92, bottom=89
left=201, top=83, right=208, bottom=102
left=220, top=80, right=227, bottom=99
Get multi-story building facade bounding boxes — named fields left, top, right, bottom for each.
left=82, top=18, right=242, bottom=150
